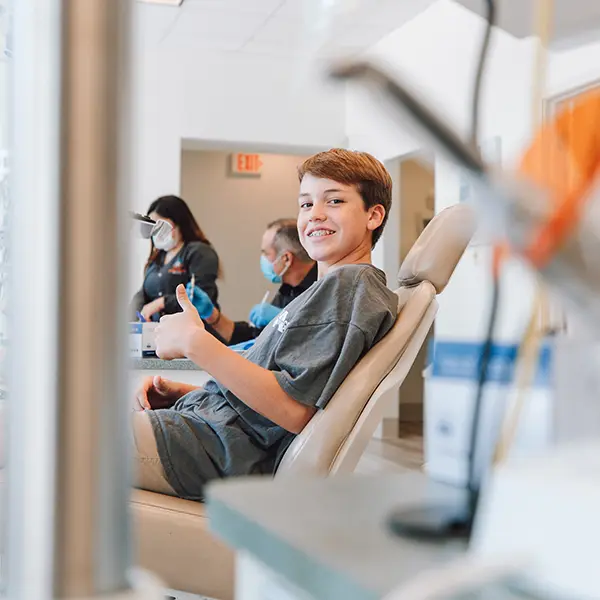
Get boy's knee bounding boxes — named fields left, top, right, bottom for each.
left=131, top=411, right=176, bottom=496
left=131, top=410, right=157, bottom=459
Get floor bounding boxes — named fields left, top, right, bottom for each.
left=356, top=422, right=425, bottom=475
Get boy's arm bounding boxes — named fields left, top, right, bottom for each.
left=187, top=331, right=315, bottom=434
left=155, top=285, right=315, bottom=434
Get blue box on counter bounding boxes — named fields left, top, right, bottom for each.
left=141, top=322, right=158, bottom=357
left=129, top=322, right=158, bottom=357
left=129, top=322, right=143, bottom=358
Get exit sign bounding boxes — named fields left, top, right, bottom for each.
left=230, top=153, right=263, bottom=176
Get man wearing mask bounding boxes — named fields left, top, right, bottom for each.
left=187, top=218, right=317, bottom=346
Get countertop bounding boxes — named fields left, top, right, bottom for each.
left=207, top=472, right=471, bottom=600
left=130, top=357, right=201, bottom=371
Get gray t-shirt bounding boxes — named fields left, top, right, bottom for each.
left=147, top=264, right=398, bottom=500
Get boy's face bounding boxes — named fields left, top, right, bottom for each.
left=297, top=174, right=385, bottom=268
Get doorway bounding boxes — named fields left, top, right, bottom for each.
left=398, top=156, right=435, bottom=427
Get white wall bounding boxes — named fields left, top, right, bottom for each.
left=346, top=0, right=535, bottom=163
left=548, top=40, right=600, bottom=96
left=132, top=49, right=347, bottom=214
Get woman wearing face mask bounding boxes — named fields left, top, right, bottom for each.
left=131, top=195, right=220, bottom=323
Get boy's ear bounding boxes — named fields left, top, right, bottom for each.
left=367, top=204, right=386, bottom=231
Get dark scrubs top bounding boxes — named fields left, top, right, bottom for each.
left=132, top=241, right=225, bottom=342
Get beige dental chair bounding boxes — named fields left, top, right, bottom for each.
left=131, top=204, right=475, bottom=600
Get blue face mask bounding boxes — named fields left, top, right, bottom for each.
left=260, top=254, right=288, bottom=284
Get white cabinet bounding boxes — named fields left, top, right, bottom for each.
left=236, top=553, right=315, bottom=600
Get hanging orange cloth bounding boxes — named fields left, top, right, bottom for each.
left=517, top=89, right=600, bottom=267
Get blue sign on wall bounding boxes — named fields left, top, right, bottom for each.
left=430, top=340, right=553, bottom=387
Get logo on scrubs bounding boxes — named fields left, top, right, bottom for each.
left=168, top=259, right=186, bottom=275
left=272, top=310, right=290, bottom=333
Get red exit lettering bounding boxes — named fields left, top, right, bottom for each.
left=233, top=153, right=263, bottom=174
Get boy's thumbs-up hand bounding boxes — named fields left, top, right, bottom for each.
left=155, top=285, right=206, bottom=360
left=177, top=283, right=197, bottom=313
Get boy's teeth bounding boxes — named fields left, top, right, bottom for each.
left=310, top=230, right=333, bottom=237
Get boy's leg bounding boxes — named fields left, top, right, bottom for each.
left=131, top=410, right=177, bottom=496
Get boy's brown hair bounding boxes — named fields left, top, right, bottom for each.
left=297, top=148, right=392, bottom=247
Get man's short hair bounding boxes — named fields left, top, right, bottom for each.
left=267, top=218, right=313, bottom=263
left=297, top=148, right=392, bottom=247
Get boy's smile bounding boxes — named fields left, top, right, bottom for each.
left=297, top=174, right=385, bottom=276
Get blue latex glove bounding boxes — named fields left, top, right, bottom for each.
left=228, top=340, right=256, bottom=353
left=185, top=283, right=215, bottom=320
left=249, top=302, right=281, bottom=328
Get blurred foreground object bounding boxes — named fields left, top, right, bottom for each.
left=471, top=440, right=600, bottom=600
left=7, top=0, right=163, bottom=598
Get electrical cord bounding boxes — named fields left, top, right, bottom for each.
left=465, top=0, right=498, bottom=520
left=467, top=250, right=500, bottom=506
left=470, top=0, right=496, bottom=148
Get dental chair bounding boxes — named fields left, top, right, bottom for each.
left=131, top=204, right=475, bottom=600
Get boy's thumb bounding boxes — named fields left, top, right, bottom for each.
left=153, top=375, right=168, bottom=395
left=176, top=284, right=194, bottom=312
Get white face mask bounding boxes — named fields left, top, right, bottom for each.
left=152, top=230, right=177, bottom=252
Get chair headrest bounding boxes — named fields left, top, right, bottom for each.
left=397, top=204, right=475, bottom=294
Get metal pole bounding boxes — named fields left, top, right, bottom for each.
left=7, top=0, right=135, bottom=597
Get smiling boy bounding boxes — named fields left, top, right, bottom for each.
left=132, top=149, right=399, bottom=500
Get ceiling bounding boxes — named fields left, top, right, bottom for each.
left=454, top=0, right=600, bottom=49
left=135, top=0, right=437, bottom=58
